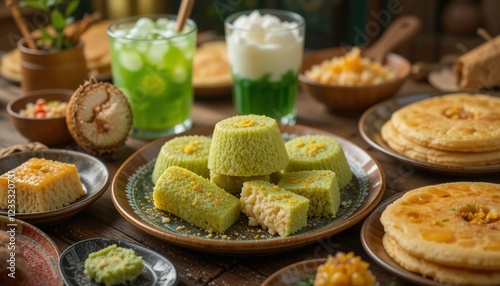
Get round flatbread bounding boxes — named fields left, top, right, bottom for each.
left=381, top=120, right=500, bottom=166
left=193, top=41, right=232, bottom=87
left=390, top=93, right=500, bottom=152
left=383, top=234, right=500, bottom=286
left=0, top=49, right=21, bottom=81
left=81, top=20, right=111, bottom=62
left=380, top=182, right=500, bottom=270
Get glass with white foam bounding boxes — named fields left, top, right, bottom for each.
left=225, top=10, right=305, bottom=125
left=107, top=15, right=197, bottom=140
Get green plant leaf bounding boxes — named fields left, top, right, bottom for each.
left=47, top=0, right=59, bottom=7
left=39, top=27, right=55, bottom=47
left=19, top=0, right=47, bottom=11
left=54, top=29, right=64, bottom=50
left=65, top=16, right=75, bottom=25
left=39, top=27, right=53, bottom=40
left=50, top=10, right=65, bottom=30
left=65, top=0, right=80, bottom=18
left=62, top=34, right=75, bottom=49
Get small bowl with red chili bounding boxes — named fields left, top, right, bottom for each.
left=7, top=89, right=74, bottom=146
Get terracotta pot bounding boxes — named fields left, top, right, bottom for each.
left=18, top=38, right=88, bottom=92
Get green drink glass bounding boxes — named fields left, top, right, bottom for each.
left=108, top=15, right=197, bottom=139
left=225, top=10, right=305, bottom=125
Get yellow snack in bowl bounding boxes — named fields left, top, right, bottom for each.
left=314, top=252, right=376, bottom=286
left=304, top=47, right=397, bottom=86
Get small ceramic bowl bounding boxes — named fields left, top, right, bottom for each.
left=7, top=89, right=74, bottom=146
left=299, top=47, right=410, bottom=113
left=262, top=258, right=326, bottom=286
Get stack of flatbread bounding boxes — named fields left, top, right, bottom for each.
left=381, top=93, right=500, bottom=166
left=192, top=41, right=232, bottom=88
left=380, top=182, right=500, bottom=285
left=0, top=20, right=111, bottom=82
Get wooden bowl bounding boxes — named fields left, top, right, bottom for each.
left=7, top=89, right=74, bottom=146
left=299, top=47, right=410, bottom=113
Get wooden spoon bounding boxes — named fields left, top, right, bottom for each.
left=363, top=15, right=422, bottom=63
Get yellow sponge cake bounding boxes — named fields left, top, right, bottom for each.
left=0, top=158, right=86, bottom=213
left=240, top=180, right=309, bottom=237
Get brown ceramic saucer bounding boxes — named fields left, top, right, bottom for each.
left=358, top=93, right=500, bottom=175
left=262, top=258, right=326, bottom=286
left=361, top=193, right=445, bottom=286
left=111, top=124, right=385, bottom=255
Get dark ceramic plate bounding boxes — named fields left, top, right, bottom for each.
left=111, top=125, right=386, bottom=255
left=262, top=258, right=326, bottom=286
left=59, top=238, right=178, bottom=286
left=358, top=93, right=500, bottom=175
left=360, top=193, right=445, bottom=286
left=0, top=215, right=63, bottom=285
left=0, top=149, right=109, bottom=225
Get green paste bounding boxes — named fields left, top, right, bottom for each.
left=84, top=244, right=143, bottom=286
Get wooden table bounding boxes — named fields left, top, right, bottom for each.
left=1, top=77, right=499, bottom=286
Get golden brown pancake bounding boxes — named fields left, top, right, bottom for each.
left=390, top=93, right=500, bottom=152
left=383, top=234, right=500, bottom=285
left=380, top=182, right=500, bottom=270
left=381, top=120, right=500, bottom=166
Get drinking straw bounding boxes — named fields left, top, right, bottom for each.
left=5, top=0, right=37, bottom=50
left=176, top=0, right=195, bottom=33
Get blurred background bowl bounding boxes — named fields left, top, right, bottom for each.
left=7, top=89, right=74, bottom=146
left=299, top=47, right=410, bottom=114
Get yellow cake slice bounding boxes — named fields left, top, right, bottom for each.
left=278, top=170, right=340, bottom=217
left=153, top=166, right=240, bottom=233
left=210, top=171, right=270, bottom=194
left=240, top=180, right=309, bottom=237
left=284, top=135, right=352, bottom=188
left=208, top=115, right=288, bottom=176
left=152, top=135, right=211, bottom=183
left=0, top=158, right=86, bottom=213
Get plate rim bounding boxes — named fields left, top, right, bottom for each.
left=360, top=192, right=446, bottom=286
left=261, top=257, right=327, bottom=286
left=58, top=237, right=178, bottom=286
left=0, top=149, right=110, bottom=224
left=358, top=93, right=500, bottom=175
left=0, top=215, right=63, bottom=285
left=111, top=124, right=386, bottom=255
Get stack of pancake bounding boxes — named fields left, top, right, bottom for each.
left=381, top=93, right=500, bottom=166
left=380, top=182, right=500, bottom=285
left=0, top=20, right=111, bottom=82
left=192, top=41, right=232, bottom=88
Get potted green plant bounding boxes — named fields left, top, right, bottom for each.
left=7, top=0, right=89, bottom=92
